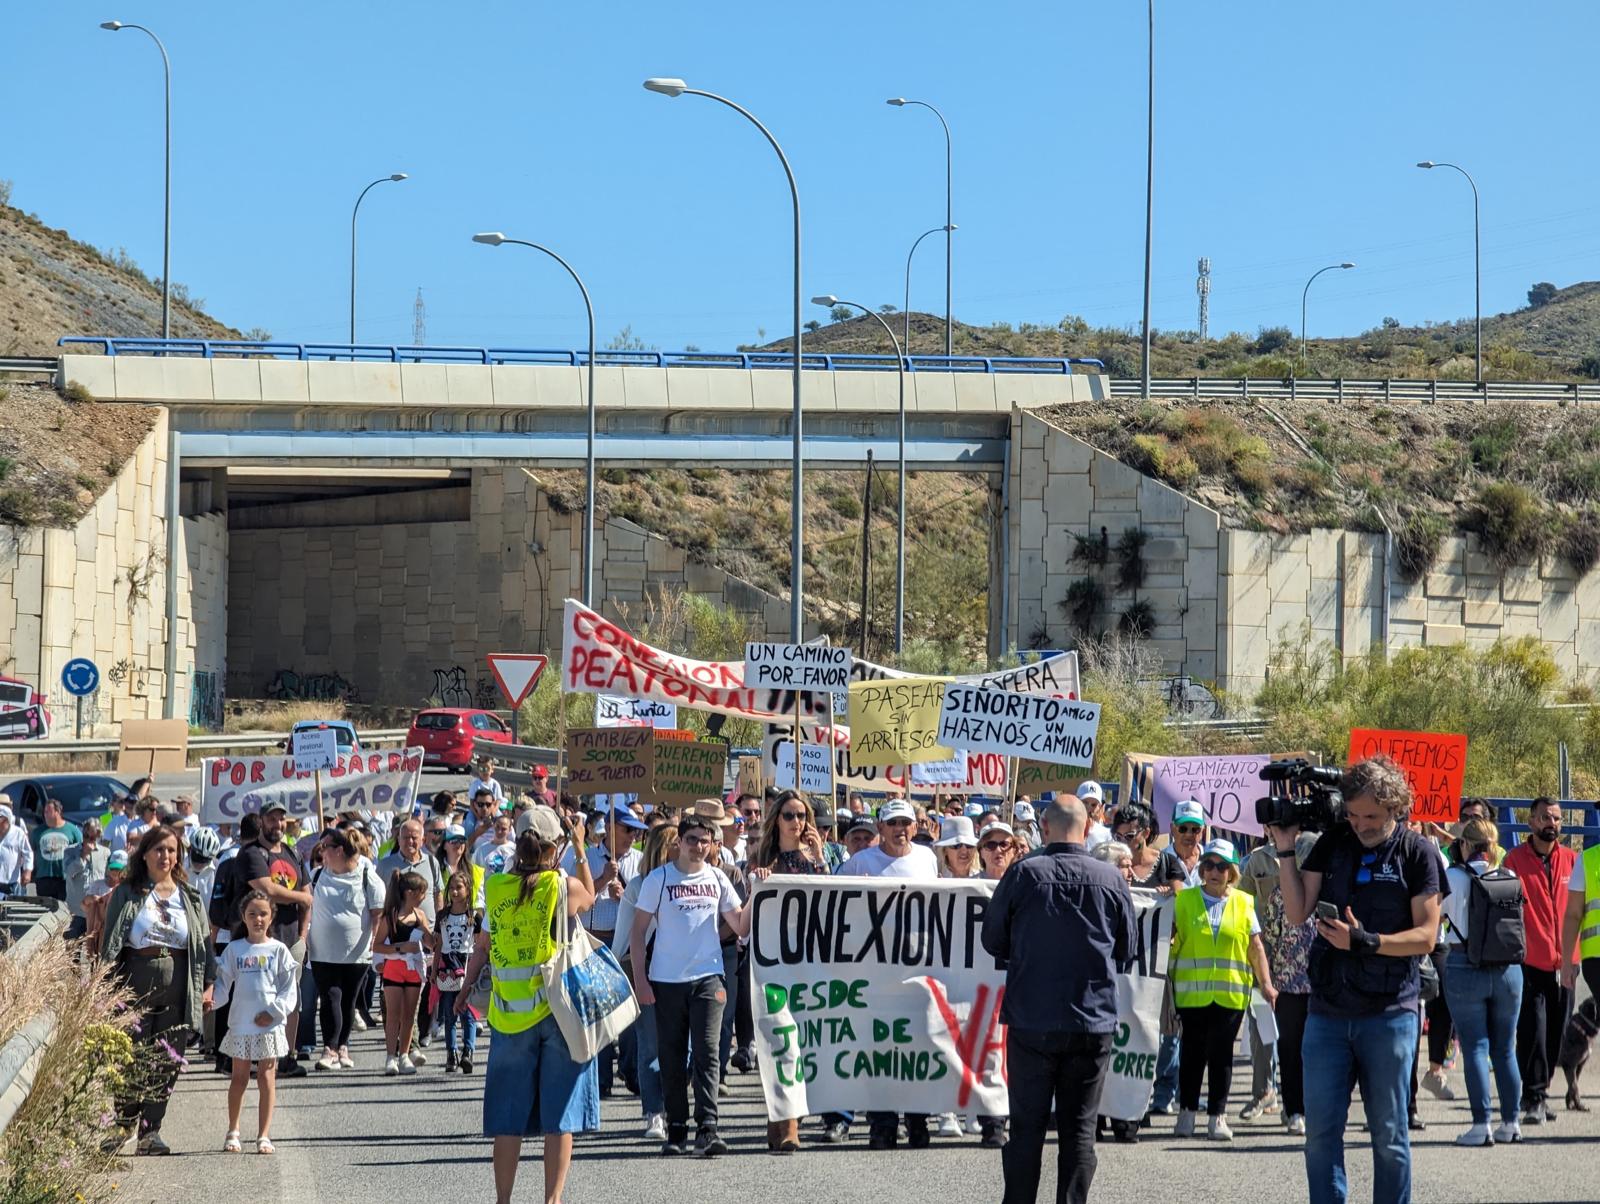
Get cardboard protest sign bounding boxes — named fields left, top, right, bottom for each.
left=776, top=740, right=832, bottom=793
left=1013, top=760, right=1083, bottom=796
left=847, top=677, right=952, bottom=767
left=200, top=748, right=424, bottom=824
left=564, top=727, right=654, bottom=796
left=750, top=878, right=1169, bottom=1121
left=561, top=598, right=830, bottom=723
left=736, top=756, right=764, bottom=800
left=746, top=642, right=852, bottom=691
left=763, top=725, right=908, bottom=796
left=117, top=718, right=188, bottom=775
left=596, top=695, right=678, bottom=729
left=1148, top=754, right=1272, bottom=837
left=938, top=686, right=1100, bottom=766
left=1347, top=728, right=1468, bottom=822
left=652, top=738, right=727, bottom=806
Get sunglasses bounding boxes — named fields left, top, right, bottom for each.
left=883, top=818, right=914, bottom=828
left=779, top=810, right=808, bottom=822
left=1200, top=860, right=1229, bottom=873
left=980, top=841, right=1010, bottom=853
left=1175, top=824, right=1203, bottom=835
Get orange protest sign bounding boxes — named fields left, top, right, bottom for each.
left=1346, top=729, right=1468, bottom=823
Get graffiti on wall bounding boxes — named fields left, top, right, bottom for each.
left=265, top=668, right=360, bottom=704
left=106, top=658, right=134, bottom=686
left=189, top=669, right=224, bottom=729
left=475, top=675, right=499, bottom=710
left=429, top=665, right=472, bottom=708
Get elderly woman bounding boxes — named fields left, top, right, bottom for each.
left=977, top=822, right=1023, bottom=881
left=101, top=824, right=216, bottom=1155
left=1171, top=839, right=1276, bottom=1142
left=934, top=816, right=979, bottom=879
left=1092, top=840, right=1136, bottom=883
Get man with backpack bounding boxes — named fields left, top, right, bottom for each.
left=1504, top=796, right=1575, bottom=1126
left=1441, top=817, right=1526, bottom=1147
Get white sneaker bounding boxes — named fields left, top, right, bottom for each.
left=352, top=1015, right=369, bottom=1033
left=1286, top=1113, right=1306, bottom=1136
left=409, top=1048, right=428, bottom=1066
left=1208, top=1115, right=1234, bottom=1142
left=431, top=1020, right=445, bottom=1041
left=315, top=1052, right=341, bottom=1072
left=1455, top=1122, right=1494, bottom=1147
left=384, top=1056, right=399, bottom=1077
left=644, top=1113, right=667, bottom=1141
left=1174, top=1110, right=1197, bottom=1138
left=1492, top=1120, right=1522, bottom=1144
left=1423, top=1068, right=1457, bottom=1100
left=963, top=1117, right=983, bottom=1135
left=937, top=1113, right=962, bottom=1138
left=397, top=1053, right=417, bottom=1076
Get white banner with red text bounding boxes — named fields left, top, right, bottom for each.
left=750, top=877, right=1169, bottom=1121
left=199, top=748, right=425, bottom=824
left=762, top=724, right=1010, bottom=796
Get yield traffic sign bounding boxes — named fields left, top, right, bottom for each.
left=486, top=654, right=548, bottom=709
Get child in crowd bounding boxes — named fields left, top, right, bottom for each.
left=212, top=889, right=299, bottom=1155
left=374, top=870, right=432, bottom=1076
left=430, top=868, right=481, bottom=1072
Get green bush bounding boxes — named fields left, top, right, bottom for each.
left=1560, top=509, right=1600, bottom=575
left=1468, top=482, right=1548, bottom=566
left=1395, top=512, right=1446, bottom=581
left=1469, top=417, right=1521, bottom=473
left=1128, top=433, right=1199, bottom=488
left=1248, top=326, right=1294, bottom=355
left=1059, top=577, right=1104, bottom=636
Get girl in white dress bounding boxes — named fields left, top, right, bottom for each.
left=211, top=889, right=298, bottom=1154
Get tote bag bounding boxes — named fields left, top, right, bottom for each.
left=541, top=874, right=640, bottom=1062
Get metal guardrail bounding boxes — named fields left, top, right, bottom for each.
left=1109, top=376, right=1600, bottom=404
left=0, top=900, right=70, bottom=1137
left=0, top=356, right=57, bottom=377
left=59, top=338, right=1106, bottom=375
left=2, top=728, right=411, bottom=769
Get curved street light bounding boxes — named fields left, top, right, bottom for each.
left=1300, top=262, right=1356, bottom=368
left=351, top=174, right=408, bottom=344
left=472, top=232, right=597, bottom=610
left=887, top=98, right=954, bottom=358
left=645, top=77, right=806, bottom=641
left=812, top=296, right=908, bottom=655
left=1417, top=160, right=1482, bottom=382
left=904, top=224, right=956, bottom=356
left=101, top=20, right=172, bottom=338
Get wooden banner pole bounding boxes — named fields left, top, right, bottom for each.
left=826, top=690, right=840, bottom=809
left=314, top=768, right=326, bottom=832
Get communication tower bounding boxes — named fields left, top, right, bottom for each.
left=413, top=287, right=426, bottom=345
left=1196, top=258, right=1211, bottom=342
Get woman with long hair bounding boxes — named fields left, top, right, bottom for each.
left=100, top=824, right=215, bottom=1154
left=613, top=822, right=682, bottom=1140
left=458, top=809, right=595, bottom=1204
left=934, top=816, right=979, bottom=879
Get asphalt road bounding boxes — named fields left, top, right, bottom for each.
left=109, top=1026, right=1600, bottom=1204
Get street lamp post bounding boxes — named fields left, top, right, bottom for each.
left=1140, top=0, right=1154, bottom=398
left=472, top=233, right=597, bottom=610
left=100, top=20, right=172, bottom=339
left=812, top=296, right=908, bottom=655
left=887, top=98, right=953, bottom=358
left=645, top=77, right=806, bottom=641
left=351, top=174, right=408, bottom=344
left=904, top=224, right=956, bottom=357
left=1417, top=160, right=1482, bottom=382
left=1300, top=262, right=1356, bottom=369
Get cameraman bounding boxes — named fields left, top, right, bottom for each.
left=1273, top=756, right=1443, bottom=1204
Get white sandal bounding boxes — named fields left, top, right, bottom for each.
left=257, top=1136, right=275, bottom=1155
left=223, top=1130, right=242, bottom=1153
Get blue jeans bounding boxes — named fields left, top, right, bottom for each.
left=1443, top=949, right=1523, bottom=1124
left=1151, top=1034, right=1180, bottom=1110
left=635, top=1001, right=664, bottom=1116
left=1302, top=1008, right=1418, bottom=1204
left=438, top=990, right=478, bottom=1058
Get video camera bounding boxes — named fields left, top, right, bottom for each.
left=1254, top=758, right=1344, bottom=830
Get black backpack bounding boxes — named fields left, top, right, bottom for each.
left=208, top=853, right=240, bottom=931
left=1466, top=866, right=1526, bottom=968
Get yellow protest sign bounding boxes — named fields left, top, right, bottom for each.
left=846, top=677, right=952, bottom=767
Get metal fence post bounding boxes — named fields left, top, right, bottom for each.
left=1431, top=378, right=1438, bottom=404
left=1337, top=377, right=1344, bottom=405
left=1193, top=377, right=1200, bottom=401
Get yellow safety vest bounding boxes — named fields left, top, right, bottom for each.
left=1172, top=885, right=1254, bottom=1011
left=1580, top=846, right=1600, bottom=961
left=484, top=871, right=560, bottom=1033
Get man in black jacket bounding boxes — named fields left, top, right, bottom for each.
left=981, top=796, right=1137, bottom=1204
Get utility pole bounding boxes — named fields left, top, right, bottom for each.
left=1196, top=257, right=1210, bottom=342
left=859, top=451, right=874, bottom=659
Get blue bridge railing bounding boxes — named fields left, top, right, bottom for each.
left=58, top=336, right=1104, bottom=375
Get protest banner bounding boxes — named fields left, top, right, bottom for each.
left=776, top=740, right=833, bottom=793
left=200, top=748, right=424, bottom=824
left=910, top=750, right=1009, bottom=796
left=564, top=727, right=654, bottom=796
left=1347, top=728, right=1468, bottom=822
left=938, top=685, right=1100, bottom=766
left=746, top=642, right=852, bottom=691
left=561, top=598, right=830, bottom=723
left=1013, top=760, right=1083, bottom=796
left=836, top=649, right=1082, bottom=715
left=847, top=677, right=952, bottom=767
left=750, top=878, right=1168, bottom=1121
left=653, top=738, right=727, bottom=806
left=763, top=726, right=908, bottom=796
left=596, top=694, right=678, bottom=729
left=1149, top=754, right=1272, bottom=837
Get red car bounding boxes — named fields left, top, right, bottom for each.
left=407, top=708, right=513, bottom=770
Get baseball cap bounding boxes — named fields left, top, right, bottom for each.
left=1013, top=801, right=1036, bottom=822
left=444, top=824, right=467, bottom=843
left=962, top=801, right=985, bottom=819
left=259, top=799, right=289, bottom=816
left=835, top=808, right=853, bottom=827
left=1076, top=781, right=1104, bottom=804
left=1173, top=799, right=1206, bottom=826
left=1201, top=838, right=1239, bottom=866
left=978, top=821, right=1015, bottom=841
left=846, top=815, right=879, bottom=838
left=516, top=805, right=563, bottom=843
left=533, top=764, right=549, bottom=779
left=107, top=850, right=130, bottom=871
left=877, top=799, right=916, bottom=824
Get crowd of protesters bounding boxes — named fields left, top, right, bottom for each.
left=7, top=749, right=1597, bottom=1204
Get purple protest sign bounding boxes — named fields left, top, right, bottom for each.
left=1148, top=753, right=1270, bottom=837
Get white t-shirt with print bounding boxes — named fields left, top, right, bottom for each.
left=635, top=862, right=740, bottom=983
left=837, top=843, right=939, bottom=881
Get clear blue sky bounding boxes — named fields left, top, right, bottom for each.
left=7, top=2, right=1599, bottom=353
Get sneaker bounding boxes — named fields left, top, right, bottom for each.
left=661, top=1138, right=687, bottom=1156
left=1456, top=1122, right=1494, bottom=1147
left=1208, top=1115, right=1234, bottom=1142
left=1148, top=1099, right=1179, bottom=1116
left=1521, top=1106, right=1545, bottom=1126
left=397, top=1053, right=417, bottom=1076
left=338, top=1050, right=354, bottom=1069
left=729, top=1048, right=753, bottom=1073
left=868, top=1131, right=897, bottom=1150
left=937, top=1113, right=962, bottom=1138
left=384, top=1056, right=399, bottom=1077
left=445, top=1053, right=458, bottom=1072
left=964, top=1117, right=983, bottom=1135
left=1423, top=1068, right=1457, bottom=1100
left=906, top=1120, right=932, bottom=1149
left=823, top=1121, right=849, bottom=1143
left=315, top=1052, right=341, bottom=1072
left=460, top=1055, right=474, bottom=1074
left=717, top=1079, right=731, bottom=1098
left=136, top=1132, right=171, bottom=1156
left=1286, top=1113, right=1306, bottom=1136
left=352, top=1014, right=369, bottom=1033
left=1492, top=1120, right=1522, bottom=1144
left=1241, top=1090, right=1278, bottom=1121
left=980, top=1121, right=1009, bottom=1148
left=696, top=1128, right=728, bottom=1157
left=276, top=1057, right=307, bottom=1079
left=416, top=1032, right=430, bottom=1049
left=409, top=1048, right=428, bottom=1066
left=431, top=1019, right=445, bottom=1041
left=1174, top=1110, right=1197, bottom=1139
left=644, top=1113, right=668, bottom=1141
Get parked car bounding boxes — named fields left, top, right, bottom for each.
left=2, top=774, right=131, bottom=828
left=284, top=719, right=361, bottom=758
left=406, top=708, right=512, bottom=770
